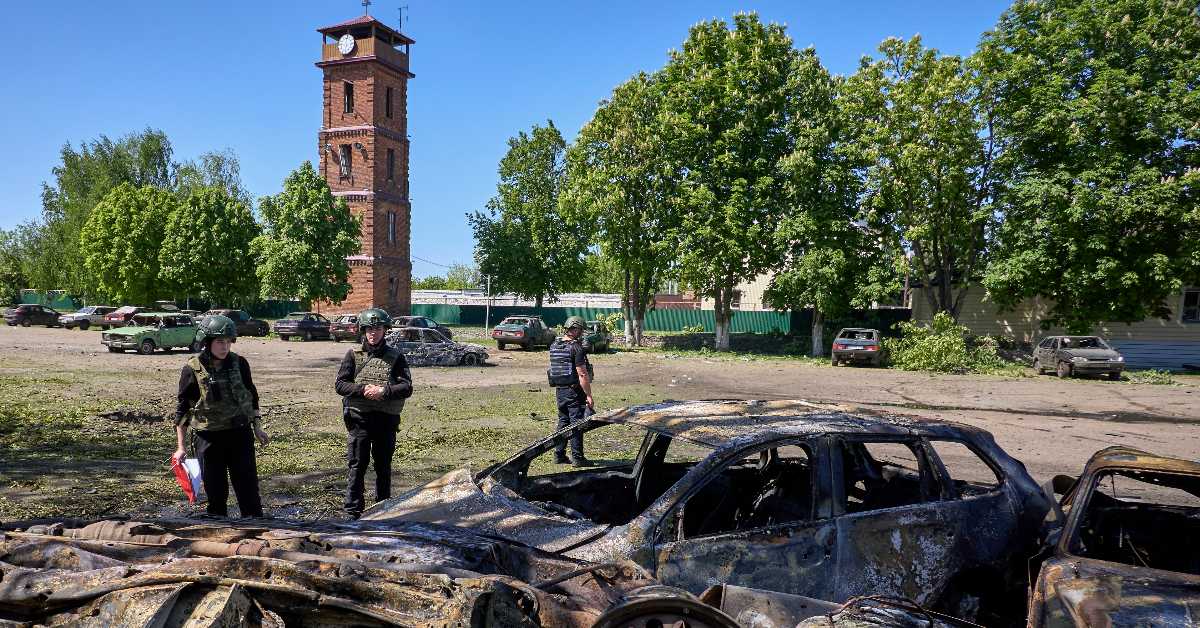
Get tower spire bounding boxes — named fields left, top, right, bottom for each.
left=362, top=0, right=371, bottom=16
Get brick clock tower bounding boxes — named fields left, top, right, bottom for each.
left=316, top=14, right=414, bottom=315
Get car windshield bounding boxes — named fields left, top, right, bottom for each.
left=285, top=313, right=307, bottom=320
left=1061, top=336, right=1108, bottom=349
left=839, top=330, right=876, bottom=340
left=131, top=315, right=159, bottom=326
left=1069, top=469, right=1200, bottom=575
left=77, top=307, right=95, bottom=314
left=487, top=421, right=715, bottom=526
left=115, top=306, right=137, bottom=314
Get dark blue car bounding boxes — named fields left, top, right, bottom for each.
left=272, top=311, right=332, bottom=341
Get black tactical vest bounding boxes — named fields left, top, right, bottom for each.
left=548, top=338, right=581, bottom=387
left=346, top=348, right=407, bottom=415
left=185, top=353, right=254, bottom=432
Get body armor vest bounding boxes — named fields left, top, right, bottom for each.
left=186, top=353, right=254, bottom=432
left=548, top=338, right=592, bottom=387
left=346, top=348, right=407, bottom=415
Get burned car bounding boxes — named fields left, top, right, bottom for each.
left=365, top=400, right=1049, bottom=621
left=0, top=516, right=738, bottom=628
left=1033, top=335, right=1125, bottom=380
left=1028, top=446, right=1200, bottom=627
left=387, top=326, right=489, bottom=366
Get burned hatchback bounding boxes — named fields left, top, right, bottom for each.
left=366, top=400, right=1049, bottom=622
left=1029, top=446, right=1200, bottom=627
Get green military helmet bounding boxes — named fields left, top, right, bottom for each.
left=200, top=314, right=238, bottom=340
left=565, top=316, right=586, bottom=330
left=358, top=307, right=393, bottom=329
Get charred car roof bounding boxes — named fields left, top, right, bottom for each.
left=600, top=399, right=993, bottom=449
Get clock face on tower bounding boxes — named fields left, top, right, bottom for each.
left=338, top=34, right=356, bottom=55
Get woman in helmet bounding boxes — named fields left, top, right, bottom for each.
left=173, top=314, right=270, bottom=518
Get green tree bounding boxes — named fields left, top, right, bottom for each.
left=573, top=249, right=626, bottom=295
left=763, top=48, right=901, bottom=356
left=658, top=14, right=802, bottom=350
left=78, top=183, right=178, bottom=305
left=470, top=120, right=586, bottom=308
left=0, top=229, right=28, bottom=306
left=174, top=149, right=251, bottom=207
left=980, top=0, right=1200, bottom=332
left=412, top=275, right=449, bottom=290
left=36, top=129, right=174, bottom=295
left=564, top=72, right=679, bottom=345
left=842, top=36, right=996, bottom=322
left=252, top=162, right=361, bottom=305
left=159, top=187, right=261, bottom=305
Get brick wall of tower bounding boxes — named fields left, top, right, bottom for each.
left=317, top=31, right=412, bottom=317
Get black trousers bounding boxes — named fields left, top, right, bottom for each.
left=194, top=426, right=263, bottom=518
left=554, top=385, right=587, bottom=460
left=344, top=411, right=399, bottom=515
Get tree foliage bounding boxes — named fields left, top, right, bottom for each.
left=160, top=187, right=261, bottom=304
left=78, top=183, right=178, bottom=305
left=842, top=36, right=996, bottom=321
left=174, top=149, right=251, bottom=207
left=36, top=129, right=174, bottom=295
left=252, top=162, right=361, bottom=304
left=659, top=13, right=802, bottom=349
left=0, top=229, right=29, bottom=306
left=413, top=264, right=482, bottom=291
left=979, top=0, right=1200, bottom=332
left=564, top=72, right=679, bottom=345
left=470, top=121, right=587, bottom=307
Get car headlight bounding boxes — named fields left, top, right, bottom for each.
left=1115, top=356, right=1124, bottom=362
left=1071, top=356, right=1086, bottom=363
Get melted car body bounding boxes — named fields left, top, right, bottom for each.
left=1028, top=446, right=1200, bottom=627
left=366, top=400, right=1049, bottom=620
left=386, top=326, right=489, bottom=366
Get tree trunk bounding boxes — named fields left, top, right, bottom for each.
left=713, top=284, right=733, bottom=351
left=634, top=316, right=645, bottom=346
left=622, top=270, right=634, bottom=347
left=811, top=309, right=825, bottom=357
left=535, top=294, right=543, bottom=308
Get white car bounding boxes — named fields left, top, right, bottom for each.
left=59, top=305, right=117, bottom=330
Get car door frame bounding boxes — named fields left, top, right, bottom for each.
left=648, top=436, right=838, bottom=597
left=828, top=434, right=961, bottom=605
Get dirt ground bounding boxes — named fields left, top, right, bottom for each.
left=1, top=324, right=1197, bottom=520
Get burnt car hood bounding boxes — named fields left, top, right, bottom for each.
left=362, top=468, right=609, bottom=553
left=1037, top=558, right=1200, bottom=626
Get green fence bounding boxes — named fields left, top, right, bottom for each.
left=414, top=304, right=803, bottom=334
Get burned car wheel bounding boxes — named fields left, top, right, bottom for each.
left=592, top=597, right=740, bottom=628
left=462, top=353, right=482, bottom=366
left=1056, top=361, right=1072, bottom=378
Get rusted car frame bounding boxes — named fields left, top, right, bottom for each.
left=365, top=400, right=1049, bottom=623
left=1028, top=446, right=1200, bottom=627
left=0, top=517, right=726, bottom=627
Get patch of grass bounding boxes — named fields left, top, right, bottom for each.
left=1125, top=369, right=1176, bottom=385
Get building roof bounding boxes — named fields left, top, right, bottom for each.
left=603, top=399, right=984, bottom=448
left=317, top=14, right=415, bottom=45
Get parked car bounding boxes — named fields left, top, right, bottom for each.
left=831, top=328, right=885, bottom=367
left=584, top=320, right=613, bottom=354
left=365, top=399, right=1050, bottom=623
left=153, top=300, right=181, bottom=312
left=1033, top=335, right=1125, bottom=380
left=5, top=304, right=64, bottom=327
left=273, top=311, right=332, bottom=341
left=58, top=306, right=117, bottom=330
left=101, top=312, right=198, bottom=354
left=386, top=326, right=489, bottom=366
left=392, top=315, right=453, bottom=339
left=103, top=306, right=143, bottom=328
left=491, top=315, right=555, bottom=350
left=330, top=314, right=362, bottom=342
left=199, top=309, right=269, bottom=337
left=1029, top=446, right=1200, bottom=627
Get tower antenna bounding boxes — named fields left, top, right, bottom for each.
left=362, top=0, right=371, bottom=16
left=399, top=5, right=409, bottom=30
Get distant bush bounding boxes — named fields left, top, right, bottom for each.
left=680, top=323, right=705, bottom=334
left=884, top=312, right=1018, bottom=375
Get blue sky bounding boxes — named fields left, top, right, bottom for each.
left=0, top=0, right=1011, bottom=279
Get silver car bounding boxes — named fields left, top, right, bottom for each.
left=1033, top=335, right=1125, bottom=380
left=59, top=305, right=116, bottom=330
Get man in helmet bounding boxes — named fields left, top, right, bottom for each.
left=173, top=314, right=270, bottom=518
left=546, top=315, right=594, bottom=466
left=334, top=307, right=413, bottom=519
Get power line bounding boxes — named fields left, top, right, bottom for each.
left=412, top=254, right=453, bottom=269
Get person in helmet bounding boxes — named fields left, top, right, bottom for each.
left=173, top=314, right=269, bottom=518
left=334, top=307, right=413, bottom=519
left=546, top=315, right=594, bottom=466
